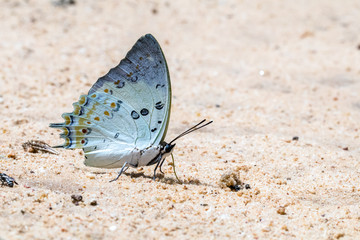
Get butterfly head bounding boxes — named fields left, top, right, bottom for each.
left=164, top=143, right=176, bottom=154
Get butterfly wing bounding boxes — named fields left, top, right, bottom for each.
left=50, top=34, right=171, bottom=168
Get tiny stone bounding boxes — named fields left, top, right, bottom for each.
left=245, top=184, right=251, bottom=189
left=90, top=200, right=97, bottom=206
left=231, top=185, right=242, bottom=191
left=71, top=194, right=83, bottom=205
left=334, top=233, right=345, bottom=239
left=7, top=153, right=16, bottom=159
left=292, top=136, right=299, bottom=141
left=277, top=207, right=286, bottom=215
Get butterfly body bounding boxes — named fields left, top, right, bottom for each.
left=51, top=34, right=211, bottom=181
left=83, top=143, right=161, bottom=168
left=50, top=34, right=176, bottom=179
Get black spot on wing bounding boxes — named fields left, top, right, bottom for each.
left=112, top=100, right=122, bottom=112
left=140, top=108, right=149, bottom=116
left=131, top=110, right=140, bottom=120
left=116, top=81, right=125, bottom=88
left=79, top=106, right=85, bottom=116
left=155, top=101, right=164, bottom=110
left=156, top=84, right=165, bottom=89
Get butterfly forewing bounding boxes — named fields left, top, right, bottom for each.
left=50, top=34, right=171, bottom=158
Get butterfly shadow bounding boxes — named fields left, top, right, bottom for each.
left=123, top=171, right=210, bottom=187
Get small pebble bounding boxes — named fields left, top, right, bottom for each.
left=277, top=207, right=286, bottom=215
left=71, top=194, right=83, bottom=205
left=292, top=136, right=299, bottom=141
left=230, top=185, right=242, bottom=191
left=90, top=200, right=97, bottom=206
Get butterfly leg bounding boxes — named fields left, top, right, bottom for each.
left=159, top=157, right=167, bottom=174
left=152, top=154, right=164, bottom=180
left=109, top=162, right=130, bottom=182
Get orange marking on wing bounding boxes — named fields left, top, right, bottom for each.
left=62, top=127, right=69, bottom=136
left=64, top=115, right=71, bottom=125
left=104, top=89, right=109, bottom=93
left=78, top=118, right=85, bottom=125
left=94, top=117, right=100, bottom=121
left=104, top=111, right=110, bottom=116
left=64, top=138, right=71, bottom=147
left=73, top=104, right=81, bottom=115
left=78, top=95, right=86, bottom=105
left=110, top=102, right=116, bottom=108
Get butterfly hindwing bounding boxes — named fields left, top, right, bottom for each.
left=50, top=34, right=171, bottom=167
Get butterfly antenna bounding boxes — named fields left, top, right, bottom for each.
left=169, top=119, right=213, bottom=144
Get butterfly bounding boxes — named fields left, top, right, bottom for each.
left=50, top=34, right=212, bottom=182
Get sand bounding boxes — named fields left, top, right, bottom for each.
left=1, top=0, right=360, bottom=239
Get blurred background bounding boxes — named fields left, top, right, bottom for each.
left=1, top=0, right=359, bottom=146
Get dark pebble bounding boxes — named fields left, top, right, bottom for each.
left=71, top=194, right=83, bottom=205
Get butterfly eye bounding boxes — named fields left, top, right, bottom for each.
left=164, top=144, right=175, bottom=153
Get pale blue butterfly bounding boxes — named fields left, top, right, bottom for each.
left=50, top=34, right=212, bottom=182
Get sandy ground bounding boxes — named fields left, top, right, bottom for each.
left=1, top=0, right=360, bottom=239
